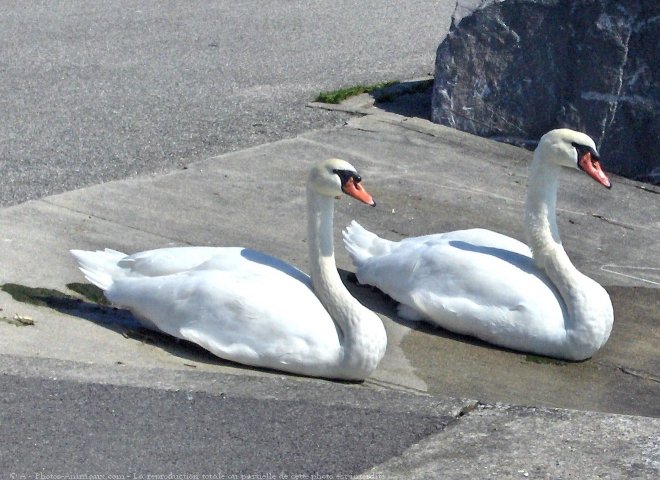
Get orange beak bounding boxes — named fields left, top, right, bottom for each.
left=342, top=178, right=376, bottom=206
left=579, top=151, right=611, bottom=189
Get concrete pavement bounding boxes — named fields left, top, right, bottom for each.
left=0, top=0, right=454, bottom=207
left=1, top=87, right=658, bottom=478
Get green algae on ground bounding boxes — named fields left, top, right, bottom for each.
left=525, top=354, right=569, bottom=366
left=314, top=80, right=399, bottom=104
left=66, top=282, right=109, bottom=305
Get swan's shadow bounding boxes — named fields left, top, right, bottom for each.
left=7, top=283, right=239, bottom=366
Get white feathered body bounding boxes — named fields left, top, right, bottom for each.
left=71, top=247, right=346, bottom=377
left=344, top=222, right=580, bottom=357
left=341, top=130, right=615, bottom=361
left=70, top=158, right=387, bottom=381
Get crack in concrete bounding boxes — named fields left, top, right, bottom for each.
left=590, top=213, right=636, bottom=230
left=617, top=366, right=660, bottom=384
left=635, top=185, right=660, bottom=195
left=365, top=377, right=428, bottom=395
left=593, top=359, right=660, bottom=384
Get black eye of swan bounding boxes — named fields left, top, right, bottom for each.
left=332, top=169, right=361, bottom=185
left=571, top=142, right=600, bottom=166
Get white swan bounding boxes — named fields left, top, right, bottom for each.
left=71, top=159, right=387, bottom=380
left=343, top=129, right=614, bottom=360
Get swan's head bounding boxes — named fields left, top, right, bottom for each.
left=536, top=129, right=611, bottom=189
left=308, top=158, right=376, bottom=206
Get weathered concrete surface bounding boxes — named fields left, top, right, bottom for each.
left=2, top=103, right=658, bottom=414
left=0, top=355, right=470, bottom=477
left=0, top=98, right=658, bottom=475
left=368, top=403, right=660, bottom=479
left=432, top=0, right=660, bottom=183
left=0, top=0, right=456, bottom=207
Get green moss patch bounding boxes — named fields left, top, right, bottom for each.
left=314, top=81, right=399, bottom=104
left=525, top=354, right=568, bottom=366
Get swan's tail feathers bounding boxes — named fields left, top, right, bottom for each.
left=70, top=248, right=127, bottom=292
left=342, top=220, right=393, bottom=267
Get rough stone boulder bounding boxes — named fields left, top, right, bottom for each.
left=432, top=0, right=659, bottom=183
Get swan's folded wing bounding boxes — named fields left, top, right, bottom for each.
left=357, top=233, right=566, bottom=338
left=357, top=229, right=534, bottom=299
left=397, top=228, right=532, bottom=256
left=119, top=247, right=312, bottom=288
left=107, top=267, right=341, bottom=369
left=118, top=247, right=241, bottom=277
left=407, top=286, right=564, bottom=346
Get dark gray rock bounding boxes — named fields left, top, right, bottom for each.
left=432, top=0, right=660, bottom=183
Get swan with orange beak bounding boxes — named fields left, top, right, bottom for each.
left=344, top=129, right=614, bottom=361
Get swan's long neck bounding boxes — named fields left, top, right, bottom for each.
left=306, top=187, right=386, bottom=378
left=525, top=155, right=566, bottom=271
left=524, top=154, right=612, bottom=358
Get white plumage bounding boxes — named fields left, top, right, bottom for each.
left=72, top=159, right=386, bottom=380
left=344, top=129, right=614, bottom=360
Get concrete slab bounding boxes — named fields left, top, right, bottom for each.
left=1, top=90, right=659, bottom=477
left=1, top=109, right=658, bottom=421
left=367, top=403, right=660, bottom=479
